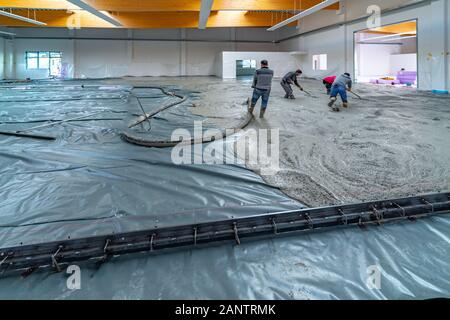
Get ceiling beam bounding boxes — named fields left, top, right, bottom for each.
left=0, top=9, right=46, bottom=25
left=0, top=10, right=295, bottom=28
left=268, top=0, right=340, bottom=31
left=199, top=0, right=214, bottom=29
left=0, top=0, right=339, bottom=12
left=65, top=0, right=122, bottom=27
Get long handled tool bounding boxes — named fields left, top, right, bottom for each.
left=349, top=90, right=363, bottom=100
left=299, top=87, right=317, bottom=98
left=302, top=89, right=313, bottom=97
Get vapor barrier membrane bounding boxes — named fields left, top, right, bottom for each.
left=0, top=79, right=449, bottom=299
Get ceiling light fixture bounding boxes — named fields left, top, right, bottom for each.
left=0, top=10, right=47, bottom=26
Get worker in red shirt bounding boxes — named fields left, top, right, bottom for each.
left=323, top=76, right=336, bottom=95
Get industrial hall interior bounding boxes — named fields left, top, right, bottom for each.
left=0, top=0, right=449, bottom=300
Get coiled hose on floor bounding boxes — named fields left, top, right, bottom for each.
left=121, top=86, right=253, bottom=148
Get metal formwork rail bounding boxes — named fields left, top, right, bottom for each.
left=1, top=192, right=449, bottom=277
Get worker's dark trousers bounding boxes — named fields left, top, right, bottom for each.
left=323, top=80, right=332, bottom=95
left=281, top=81, right=293, bottom=97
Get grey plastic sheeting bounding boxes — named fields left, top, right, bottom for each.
left=0, top=80, right=449, bottom=299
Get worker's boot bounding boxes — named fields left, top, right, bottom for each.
left=328, top=97, right=337, bottom=108
left=342, top=102, right=349, bottom=108
left=260, top=108, right=266, bottom=119
left=247, top=98, right=255, bottom=114
left=289, top=95, right=295, bottom=99
left=284, top=94, right=289, bottom=99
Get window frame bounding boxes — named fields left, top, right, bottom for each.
left=26, top=51, right=62, bottom=70
left=25, top=51, right=39, bottom=70
left=312, top=54, right=328, bottom=71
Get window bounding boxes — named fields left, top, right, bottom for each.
left=26, top=52, right=39, bottom=69
left=39, top=52, right=50, bottom=69
left=26, top=51, right=62, bottom=70
left=312, top=54, right=328, bottom=71
left=242, top=59, right=257, bottom=69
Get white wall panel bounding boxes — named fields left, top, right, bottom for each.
left=9, top=28, right=282, bottom=79
left=281, top=0, right=449, bottom=91
left=222, top=52, right=298, bottom=79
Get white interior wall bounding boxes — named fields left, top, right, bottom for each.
left=390, top=53, right=417, bottom=73
left=295, top=26, right=347, bottom=79
left=7, top=27, right=280, bottom=79
left=4, top=39, right=14, bottom=79
left=14, top=39, right=75, bottom=79
left=281, top=0, right=450, bottom=91
left=222, top=52, right=299, bottom=79
left=4, top=0, right=449, bottom=89
left=358, top=43, right=401, bottom=77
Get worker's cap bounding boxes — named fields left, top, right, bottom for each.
left=344, top=72, right=351, bottom=77
left=261, top=60, right=269, bottom=66
left=296, top=69, right=303, bottom=74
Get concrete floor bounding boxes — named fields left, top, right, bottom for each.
left=1, top=77, right=449, bottom=299
left=119, top=76, right=450, bottom=207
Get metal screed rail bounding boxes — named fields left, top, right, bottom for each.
left=1, top=192, right=449, bottom=277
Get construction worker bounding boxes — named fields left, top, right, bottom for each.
left=249, top=59, right=274, bottom=118
left=281, top=69, right=303, bottom=99
left=328, top=73, right=353, bottom=112
left=323, top=75, right=336, bottom=95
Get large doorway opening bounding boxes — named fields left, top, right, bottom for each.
left=354, top=20, right=417, bottom=87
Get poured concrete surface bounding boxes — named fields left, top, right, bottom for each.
left=118, top=76, right=450, bottom=207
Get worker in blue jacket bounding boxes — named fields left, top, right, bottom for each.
left=328, top=73, right=353, bottom=112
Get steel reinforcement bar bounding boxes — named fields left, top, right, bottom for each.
left=1, top=192, right=449, bottom=277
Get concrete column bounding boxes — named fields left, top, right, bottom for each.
left=0, top=37, right=4, bottom=79
left=230, top=27, right=237, bottom=51
left=430, top=0, right=448, bottom=91
left=4, top=38, right=14, bottom=79
left=180, top=29, right=187, bottom=76
left=68, top=28, right=76, bottom=78
left=445, top=0, right=449, bottom=91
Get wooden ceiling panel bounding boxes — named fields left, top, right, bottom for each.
left=0, top=0, right=338, bottom=28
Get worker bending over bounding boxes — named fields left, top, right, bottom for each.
left=249, top=60, right=274, bottom=118
left=281, top=70, right=303, bottom=99
left=328, top=73, right=353, bottom=112
left=323, top=75, right=336, bottom=94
